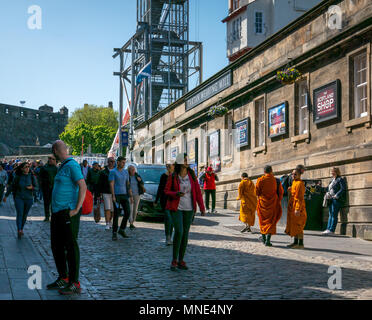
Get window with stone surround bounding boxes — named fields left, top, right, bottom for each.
left=5, top=108, right=9, bottom=114
left=255, top=98, right=265, bottom=147
left=295, top=78, right=309, bottom=135
left=345, top=45, right=371, bottom=132
left=352, top=51, right=368, bottom=118
left=232, top=0, right=240, bottom=11
left=255, top=11, right=263, bottom=34
left=232, top=17, right=242, bottom=41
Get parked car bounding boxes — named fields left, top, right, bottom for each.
left=125, top=163, right=166, bottom=218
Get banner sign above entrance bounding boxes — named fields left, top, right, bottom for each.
left=186, top=71, right=232, bottom=111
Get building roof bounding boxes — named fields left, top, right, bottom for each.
left=136, top=0, right=340, bottom=129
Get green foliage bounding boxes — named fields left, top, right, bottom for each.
left=65, top=104, right=118, bottom=132
left=60, top=123, right=117, bottom=155
left=60, top=104, right=118, bottom=155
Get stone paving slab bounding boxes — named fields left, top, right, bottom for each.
left=1, top=199, right=372, bottom=300
left=0, top=201, right=73, bottom=300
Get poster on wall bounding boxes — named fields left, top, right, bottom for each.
left=235, top=118, right=250, bottom=148
left=208, top=130, right=221, bottom=173
left=313, top=80, right=341, bottom=124
left=268, top=102, right=288, bottom=138
left=187, top=138, right=198, bottom=175
left=170, top=146, right=179, bottom=161
left=155, top=150, right=164, bottom=164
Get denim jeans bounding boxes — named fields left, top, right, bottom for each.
left=170, top=210, right=194, bottom=261
left=327, top=199, right=341, bottom=232
left=14, top=197, right=33, bottom=231
left=164, top=210, right=174, bottom=238
left=112, top=194, right=130, bottom=233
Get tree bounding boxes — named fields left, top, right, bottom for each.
left=60, top=124, right=116, bottom=155
left=60, top=104, right=118, bottom=155
left=65, top=104, right=118, bottom=132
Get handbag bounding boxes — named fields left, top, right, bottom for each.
left=82, top=189, right=93, bottom=215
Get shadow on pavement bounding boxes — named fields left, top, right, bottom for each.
left=2, top=202, right=372, bottom=300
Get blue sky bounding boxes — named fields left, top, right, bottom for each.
left=0, top=0, right=228, bottom=115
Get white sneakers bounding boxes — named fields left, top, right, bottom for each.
left=105, top=222, right=112, bottom=230
left=166, top=236, right=173, bottom=246
left=322, top=230, right=334, bottom=235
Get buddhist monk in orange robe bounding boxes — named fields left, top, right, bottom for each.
left=255, top=165, right=284, bottom=246
left=285, top=169, right=307, bottom=249
left=237, top=173, right=257, bottom=233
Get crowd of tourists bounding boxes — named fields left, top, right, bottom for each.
left=0, top=141, right=346, bottom=295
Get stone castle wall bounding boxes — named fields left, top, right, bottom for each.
left=0, top=104, right=68, bottom=156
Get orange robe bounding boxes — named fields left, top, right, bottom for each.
left=255, top=173, right=284, bottom=235
left=237, top=179, right=257, bottom=226
left=285, top=179, right=307, bottom=237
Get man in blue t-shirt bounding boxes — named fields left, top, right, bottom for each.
left=46, top=140, right=87, bottom=295
left=109, top=156, right=133, bottom=241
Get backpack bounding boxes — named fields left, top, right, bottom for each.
left=280, top=174, right=290, bottom=196
left=58, top=159, right=93, bottom=215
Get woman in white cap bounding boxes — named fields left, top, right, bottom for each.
left=164, top=153, right=205, bottom=271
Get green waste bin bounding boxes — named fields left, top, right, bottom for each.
left=303, top=180, right=324, bottom=231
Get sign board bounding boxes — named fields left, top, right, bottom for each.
left=208, top=130, right=221, bottom=172
left=187, top=138, right=198, bottom=175
left=187, top=138, right=198, bottom=164
left=268, top=102, right=288, bottom=138
left=208, top=130, right=220, bottom=158
left=235, top=118, right=250, bottom=148
left=121, top=131, right=129, bottom=147
left=171, top=146, right=179, bottom=161
left=186, top=71, right=232, bottom=111
left=313, top=80, right=341, bottom=124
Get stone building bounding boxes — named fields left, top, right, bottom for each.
left=132, top=0, right=372, bottom=239
left=0, top=103, right=68, bottom=156
left=223, top=0, right=322, bottom=62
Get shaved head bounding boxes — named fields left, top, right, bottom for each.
left=52, top=140, right=68, bottom=162
left=52, top=140, right=67, bottom=152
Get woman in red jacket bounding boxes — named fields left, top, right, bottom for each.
left=164, top=154, right=205, bottom=271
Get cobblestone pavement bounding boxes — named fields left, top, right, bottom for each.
left=2, top=199, right=372, bottom=300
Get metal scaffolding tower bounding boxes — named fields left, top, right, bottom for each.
left=113, top=0, right=202, bottom=155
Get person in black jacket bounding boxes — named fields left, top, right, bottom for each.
left=155, top=163, right=175, bottom=245
left=322, top=167, right=346, bottom=235
left=39, top=156, right=58, bottom=221
left=98, top=157, right=116, bottom=230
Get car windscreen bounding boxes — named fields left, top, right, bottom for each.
left=137, top=168, right=165, bottom=184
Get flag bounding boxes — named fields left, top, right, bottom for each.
left=136, top=61, right=151, bottom=85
